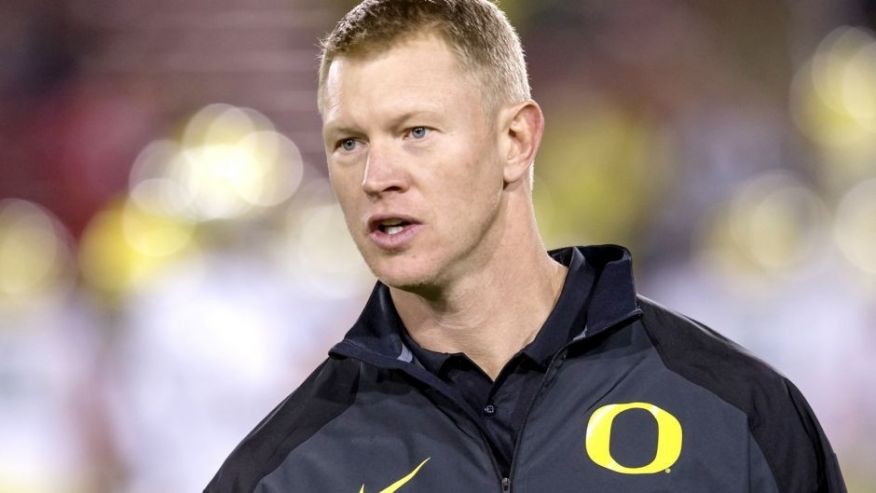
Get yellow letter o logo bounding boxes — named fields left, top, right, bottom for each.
left=585, top=402, right=683, bottom=474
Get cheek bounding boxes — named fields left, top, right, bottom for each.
left=437, top=160, right=502, bottom=232
left=454, top=147, right=503, bottom=199
left=328, top=170, right=363, bottom=225
left=329, top=164, right=359, bottom=200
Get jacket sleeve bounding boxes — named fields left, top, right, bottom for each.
left=752, top=379, right=847, bottom=493
left=204, top=358, right=359, bottom=493
left=787, top=380, right=846, bottom=492
left=637, top=298, right=847, bottom=493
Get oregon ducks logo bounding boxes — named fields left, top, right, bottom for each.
left=585, top=402, right=682, bottom=474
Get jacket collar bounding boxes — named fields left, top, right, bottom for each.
left=330, top=245, right=642, bottom=365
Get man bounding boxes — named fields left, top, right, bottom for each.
left=206, top=1, right=846, bottom=491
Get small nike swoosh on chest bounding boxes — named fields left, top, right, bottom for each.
left=358, top=457, right=430, bottom=493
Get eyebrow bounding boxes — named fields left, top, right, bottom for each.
left=387, top=109, right=444, bottom=128
left=323, top=109, right=445, bottom=141
left=323, top=125, right=364, bottom=141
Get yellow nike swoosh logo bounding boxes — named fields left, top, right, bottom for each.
left=358, top=457, right=430, bottom=493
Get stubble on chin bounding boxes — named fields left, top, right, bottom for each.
left=367, top=252, right=446, bottom=299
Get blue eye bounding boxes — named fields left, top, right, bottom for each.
left=340, top=138, right=357, bottom=151
left=410, top=127, right=428, bottom=139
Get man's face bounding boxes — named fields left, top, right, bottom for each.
left=322, top=33, right=507, bottom=290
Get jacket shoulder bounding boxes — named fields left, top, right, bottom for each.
left=204, top=356, right=361, bottom=493
left=636, top=295, right=779, bottom=395
left=636, top=295, right=846, bottom=492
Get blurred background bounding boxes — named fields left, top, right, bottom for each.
left=0, top=0, right=874, bottom=491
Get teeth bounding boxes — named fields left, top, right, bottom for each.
left=381, top=219, right=404, bottom=227
left=385, top=225, right=404, bottom=235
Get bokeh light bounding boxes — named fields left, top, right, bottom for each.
left=0, top=200, right=73, bottom=312
left=697, top=172, right=828, bottom=285
left=129, top=140, right=195, bottom=217
left=78, top=200, right=197, bottom=297
left=281, top=180, right=373, bottom=298
left=835, top=178, right=876, bottom=276
left=179, top=104, right=304, bottom=220
left=129, top=104, right=304, bottom=222
left=791, top=26, right=876, bottom=188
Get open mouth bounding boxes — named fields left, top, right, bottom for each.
left=376, top=218, right=412, bottom=235
left=367, top=215, right=422, bottom=247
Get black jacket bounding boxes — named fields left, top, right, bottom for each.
left=206, top=245, right=846, bottom=492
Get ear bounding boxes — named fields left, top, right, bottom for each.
left=499, top=100, right=545, bottom=185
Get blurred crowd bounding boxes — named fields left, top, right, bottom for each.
left=1, top=0, right=875, bottom=491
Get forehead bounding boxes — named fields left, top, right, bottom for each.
left=321, top=34, right=482, bottom=128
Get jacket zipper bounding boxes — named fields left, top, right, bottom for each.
left=503, top=312, right=641, bottom=490
left=502, top=346, right=569, bottom=491
left=333, top=310, right=640, bottom=492
left=331, top=341, right=511, bottom=491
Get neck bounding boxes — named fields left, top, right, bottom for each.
left=390, top=195, right=567, bottom=380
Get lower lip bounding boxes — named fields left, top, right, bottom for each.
left=369, top=223, right=422, bottom=250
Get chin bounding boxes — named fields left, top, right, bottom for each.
left=374, top=266, right=434, bottom=292
left=368, top=256, right=440, bottom=293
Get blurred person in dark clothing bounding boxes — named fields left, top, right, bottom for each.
left=207, top=1, right=846, bottom=491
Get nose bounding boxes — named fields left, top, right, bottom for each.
left=361, top=144, right=409, bottom=197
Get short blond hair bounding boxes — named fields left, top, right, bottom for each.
left=317, top=0, right=530, bottom=114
